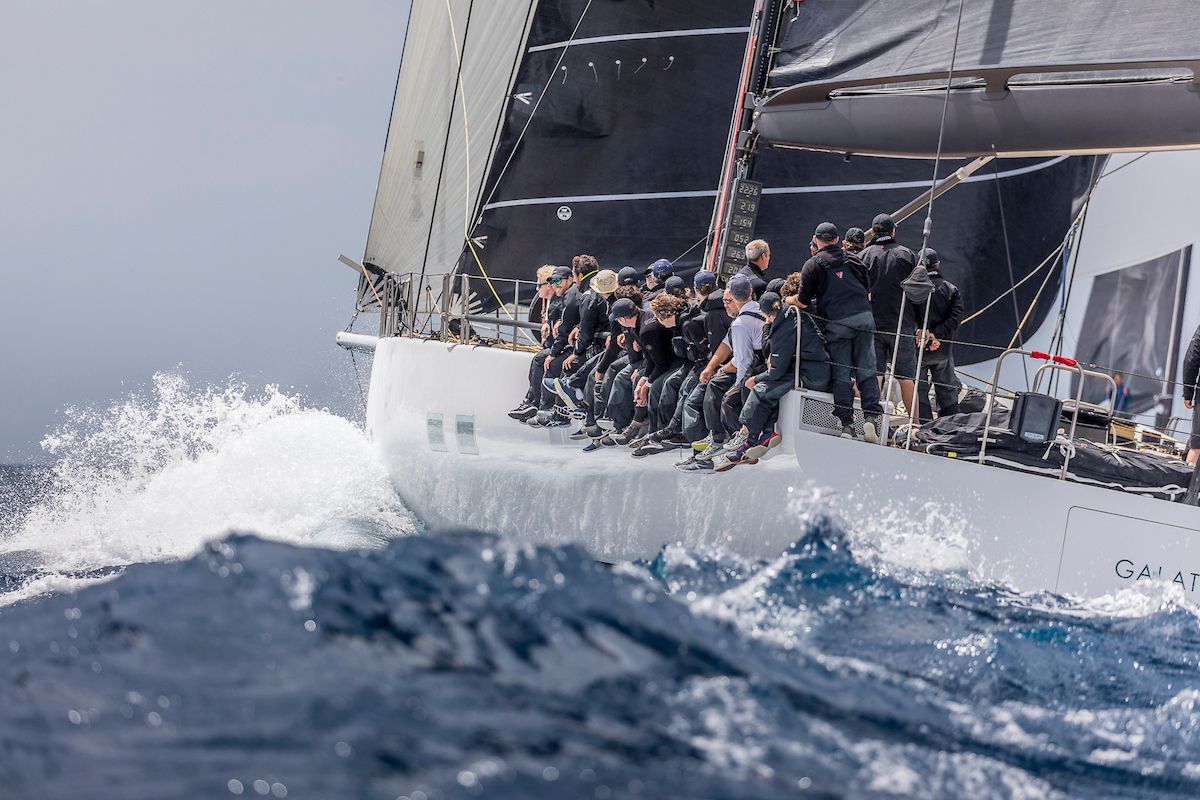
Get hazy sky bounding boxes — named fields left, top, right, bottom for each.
left=1, top=1, right=411, bottom=461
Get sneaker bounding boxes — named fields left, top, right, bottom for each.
left=582, top=439, right=604, bottom=453
left=508, top=403, right=538, bottom=422
left=649, top=427, right=677, bottom=443
left=664, top=434, right=691, bottom=448
left=569, top=427, right=591, bottom=440
left=725, top=429, right=750, bottom=452
left=715, top=439, right=753, bottom=472
left=627, top=431, right=652, bottom=449
left=744, top=431, right=781, bottom=461
left=695, top=440, right=726, bottom=462
left=579, top=424, right=604, bottom=439
left=632, top=440, right=670, bottom=458
left=691, top=433, right=713, bottom=452
left=839, top=423, right=854, bottom=439
left=551, top=378, right=579, bottom=411
left=862, top=416, right=879, bottom=444
left=529, top=409, right=570, bottom=428
left=613, top=422, right=646, bottom=446
left=597, top=435, right=620, bottom=448
left=675, top=456, right=714, bottom=472
left=596, top=418, right=616, bottom=432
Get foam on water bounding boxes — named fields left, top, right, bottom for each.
left=1, top=374, right=412, bottom=596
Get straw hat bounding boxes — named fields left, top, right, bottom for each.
left=591, top=268, right=619, bottom=294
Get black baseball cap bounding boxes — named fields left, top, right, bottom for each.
left=918, top=247, right=940, bottom=266
left=617, top=266, right=640, bottom=286
left=759, top=291, right=783, bottom=315
left=664, top=275, right=686, bottom=295
left=551, top=265, right=573, bottom=282
left=845, top=227, right=866, bottom=245
left=814, top=221, right=839, bottom=242
left=609, top=297, right=638, bottom=321
left=872, top=213, right=895, bottom=232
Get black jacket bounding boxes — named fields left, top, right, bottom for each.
left=574, top=290, right=610, bottom=357
left=913, top=269, right=964, bottom=343
left=797, top=244, right=872, bottom=322
left=542, top=294, right=565, bottom=348
left=640, top=318, right=682, bottom=382
left=700, top=292, right=732, bottom=357
left=1183, top=325, right=1200, bottom=402
left=551, top=285, right=582, bottom=355
left=680, top=303, right=709, bottom=365
left=735, top=262, right=768, bottom=299
left=861, top=236, right=918, bottom=327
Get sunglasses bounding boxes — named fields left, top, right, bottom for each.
left=721, top=298, right=733, bottom=305
left=548, top=277, right=565, bottom=285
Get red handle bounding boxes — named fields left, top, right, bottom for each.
left=1052, top=355, right=1078, bottom=367
left=1030, top=350, right=1051, bottom=361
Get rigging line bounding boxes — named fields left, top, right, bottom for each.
left=673, top=233, right=711, bottom=264
left=960, top=237, right=1066, bottom=325
left=918, top=0, right=967, bottom=255
left=1097, top=152, right=1150, bottom=182
left=1049, top=157, right=1103, bottom=364
left=990, top=153, right=1030, bottom=389
left=478, top=0, right=596, bottom=213
left=1005, top=228, right=1070, bottom=351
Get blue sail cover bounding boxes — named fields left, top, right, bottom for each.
left=438, top=0, right=1100, bottom=362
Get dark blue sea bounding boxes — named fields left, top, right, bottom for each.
left=3, top=376, right=1200, bottom=799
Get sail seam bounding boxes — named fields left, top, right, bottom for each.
left=527, top=27, right=750, bottom=53
left=481, top=156, right=1069, bottom=210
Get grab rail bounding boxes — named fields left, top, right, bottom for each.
left=979, top=349, right=1086, bottom=479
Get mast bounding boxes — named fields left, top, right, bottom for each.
left=705, top=0, right=782, bottom=276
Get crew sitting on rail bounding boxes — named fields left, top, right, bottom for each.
left=912, top=248, right=964, bottom=423
left=714, top=291, right=801, bottom=471
left=638, top=275, right=712, bottom=458
left=530, top=258, right=594, bottom=427
left=691, top=276, right=766, bottom=464
left=592, top=292, right=645, bottom=446
left=580, top=285, right=645, bottom=447
left=618, top=293, right=689, bottom=452
left=509, top=264, right=571, bottom=424
left=778, top=273, right=832, bottom=393
left=737, top=239, right=770, bottom=299
left=560, top=268, right=619, bottom=436
left=676, top=271, right=732, bottom=471
left=642, top=259, right=673, bottom=302
left=788, top=222, right=882, bottom=442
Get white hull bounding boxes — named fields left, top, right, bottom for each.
left=366, top=337, right=1200, bottom=598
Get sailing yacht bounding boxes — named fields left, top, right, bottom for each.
left=337, top=0, right=1200, bottom=598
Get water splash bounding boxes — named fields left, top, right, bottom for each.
left=2, top=374, right=412, bottom=585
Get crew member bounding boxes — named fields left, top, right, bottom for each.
left=861, top=213, right=919, bottom=421
left=789, top=222, right=883, bottom=442
left=911, top=248, right=963, bottom=423
left=738, top=239, right=770, bottom=299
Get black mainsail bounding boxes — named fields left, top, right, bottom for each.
left=360, top=0, right=1110, bottom=363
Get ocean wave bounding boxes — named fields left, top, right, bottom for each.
left=0, top=374, right=413, bottom=603
left=2, top=523, right=1199, bottom=799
